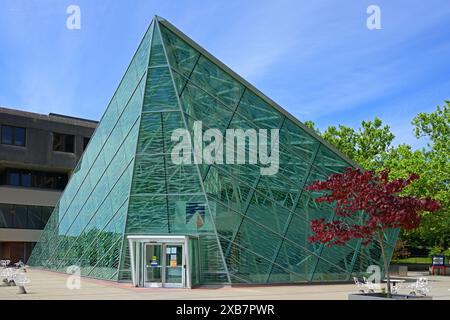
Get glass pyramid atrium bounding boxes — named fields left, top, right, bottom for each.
left=28, top=16, right=398, bottom=286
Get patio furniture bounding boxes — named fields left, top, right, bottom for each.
left=12, top=272, right=31, bottom=294
left=14, top=261, right=28, bottom=272
left=362, top=277, right=377, bottom=293
left=353, top=277, right=365, bottom=293
left=383, top=278, right=405, bottom=294
left=408, top=277, right=432, bottom=296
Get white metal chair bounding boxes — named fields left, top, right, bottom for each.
left=14, top=261, right=28, bottom=272
left=1, top=267, right=14, bottom=285
left=12, top=272, right=31, bottom=294
left=408, top=277, right=432, bottom=296
left=362, top=277, right=376, bottom=293
left=0, top=260, right=11, bottom=268
left=353, top=277, right=365, bottom=293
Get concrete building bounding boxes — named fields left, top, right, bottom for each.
left=0, top=107, right=97, bottom=263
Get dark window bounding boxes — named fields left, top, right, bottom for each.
left=0, top=204, right=14, bottom=228
left=9, top=171, right=20, bottom=186
left=1, top=126, right=12, bottom=144
left=1, top=125, right=26, bottom=146
left=21, top=173, right=32, bottom=187
left=28, top=206, right=42, bottom=229
left=0, top=204, right=53, bottom=230
left=83, top=137, right=90, bottom=150
left=13, top=127, right=26, bottom=146
left=13, top=206, right=28, bottom=229
left=53, top=133, right=75, bottom=153
left=1, top=168, right=68, bottom=190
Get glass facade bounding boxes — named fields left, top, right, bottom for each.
left=28, top=17, right=398, bottom=284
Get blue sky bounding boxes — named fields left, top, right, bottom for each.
left=1, top=0, right=449, bottom=149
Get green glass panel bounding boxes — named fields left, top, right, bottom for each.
left=235, top=90, right=282, bottom=129
left=198, top=234, right=229, bottom=284
left=190, top=56, right=244, bottom=108
left=134, top=22, right=154, bottom=76
left=204, top=166, right=251, bottom=213
left=160, top=24, right=200, bottom=79
left=222, top=238, right=272, bottom=284
left=315, top=144, right=351, bottom=176
left=280, top=119, right=320, bottom=163
left=143, top=67, right=178, bottom=112
left=136, top=112, right=163, bottom=154
left=181, top=82, right=234, bottom=130
left=312, top=258, right=349, bottom=282
left=149, top=25, right=167, bottom=67
left=268, top=263, right=308, bottom=284
left=126, top=195, right=169, bottom=234
left=271, top=241, right=316, bottom=282
left=209, top=199, right=243, bottom=243
left=231, top=217, right=282, bottom=263
left=246, top=190, right=291, bottom=235
left=132, top=154, right=166, bottom=194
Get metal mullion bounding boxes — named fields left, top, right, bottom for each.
left=177, top=54, right=202, bottom=97
left=160, top=112, right=171, bottom=233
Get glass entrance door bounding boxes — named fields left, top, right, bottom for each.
left=164, top=245, right=183, bottom=287
left=142, top=242, right=185, bottom=288
left=144, top=244, right=163, bottom=287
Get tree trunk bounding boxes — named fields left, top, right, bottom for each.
left=378, top=232, right=391, bottom=298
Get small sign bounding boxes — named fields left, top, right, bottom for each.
left=171, top=254, right=177, bottom=261
left=171, top=247, right=177, bottom=254
left=166, top=247, right=171, bottom=254
left=170, top=260, right=177, bottom=267
left=150, top=255, right=159, bottom=266
left=432, top=255, right=445, bottom=266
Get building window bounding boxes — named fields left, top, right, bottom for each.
left=83, top=137, right=90, bottom=150
left=1, top=125, right=26, bottom=147
left=0, top=168, right=68, bottom=190
left=53, top=133, right=75, bottom=153
left=0, top=204, right=53, bottom=230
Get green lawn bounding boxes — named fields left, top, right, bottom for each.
left=392, top=257, right=431, bottom=264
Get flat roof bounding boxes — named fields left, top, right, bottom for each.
left=0, top=106, right=98, bottom=128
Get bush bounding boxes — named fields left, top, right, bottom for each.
left=429, top=246, right=444, bottom=257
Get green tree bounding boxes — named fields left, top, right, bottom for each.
left=306, top=118, right=395, bottom=170
left=306, top=101, right=449, bottom=250
left=385, top=102, right=450, bottom=249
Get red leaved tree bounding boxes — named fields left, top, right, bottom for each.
left=306, top=168, right=441, bottom=297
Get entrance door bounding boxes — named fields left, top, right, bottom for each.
left=164, top=245, right=184, bottom=287
left=142, top=243, right=185, bottom=288
left=129, top=235, right=194, bottom=288
left=144, top=244, right=163, bottom=287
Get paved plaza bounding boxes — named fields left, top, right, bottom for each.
left=1, top=269, right=449, bottom=300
